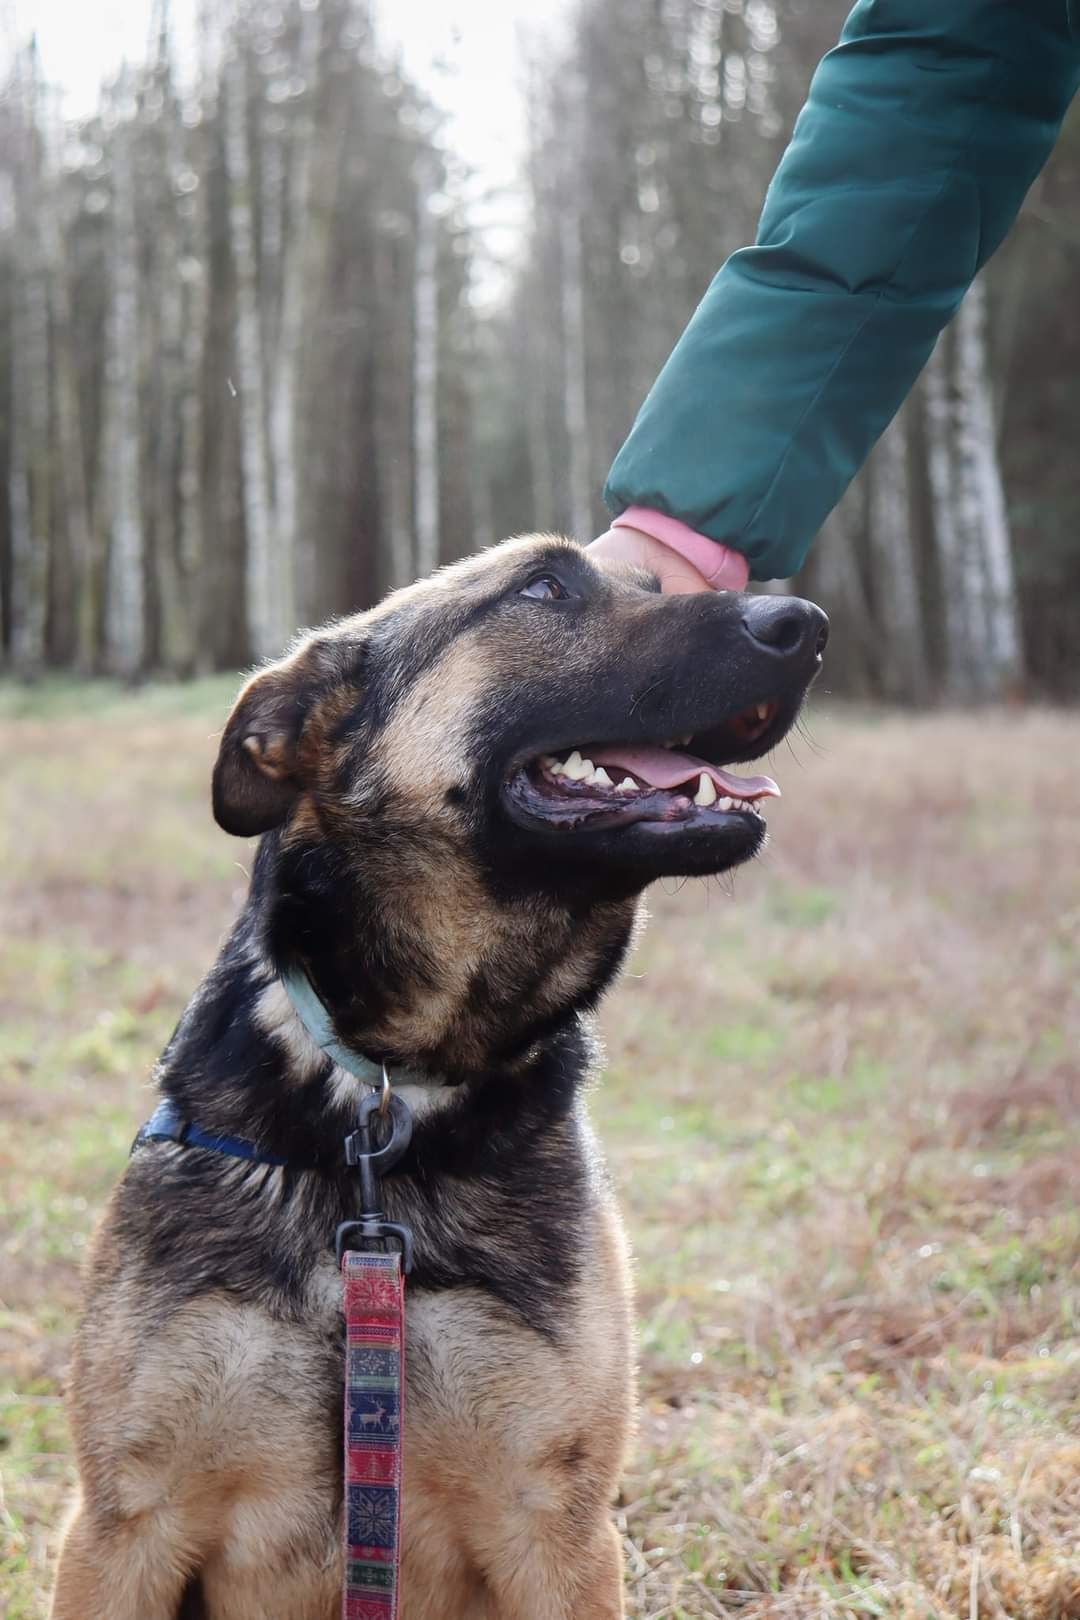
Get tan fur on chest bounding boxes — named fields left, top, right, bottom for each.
left=403, top=1263, right=632, bottom=1617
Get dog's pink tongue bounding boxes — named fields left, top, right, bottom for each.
left=588, top=745, right=780, bottom=800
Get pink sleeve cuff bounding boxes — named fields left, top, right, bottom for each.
left=611, top=506, right=749, bottom=590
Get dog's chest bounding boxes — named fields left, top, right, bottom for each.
left=401, top=1285, right=608, bottom=1509
left=313, top=1262, right=557, bottom=1425
left=309, top=1260, right=593, bottom=1489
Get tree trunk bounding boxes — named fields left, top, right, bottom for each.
left=523, top=273, right=556, bottom=534
left=34, top=130, right=95, bottom=671
left=55, top=331, right=95, bottom=672
left=559, top=203, right=591, bottom=543
left=225, top=42, right=282, bottom=660
left=182, top=0, right=220, bottom=671
left=805, top=482, right=878, bottom=698
left=558, top=76, right=591, bottom=542
left=177, top=174, right=208, bottom=671
left=924, top=280, right=1024, bottom=701
left=8, top=48, right=51, bottom=675
left=866, top=407, right=928, bottom=702
left=413, top=157, right=440, bottom=576
left=373, top=225, right=414, bottom=589
left=953, top=278, right=1023, bottom=696
left=103, top=96, right=146, bottom=678
left=520, top=50, right=558, bottom=535
left=268, top=0, right=323, bottom=633
left=151, top=35, right=192, bottom=674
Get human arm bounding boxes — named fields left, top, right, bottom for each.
left=598, top=0, right=1080, bottom=584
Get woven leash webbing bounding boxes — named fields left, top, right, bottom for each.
left=343, top=1250, right=405, bottom=1620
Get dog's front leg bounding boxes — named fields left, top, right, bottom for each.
left=50, top=1498, right=195, bottom=1620
left=477, top=1517, right=625, bottom=1620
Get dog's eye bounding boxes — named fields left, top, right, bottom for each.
left=519, top=575, right=568, bottom=602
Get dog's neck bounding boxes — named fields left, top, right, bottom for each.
left=261, top=830, right=640, bottom=1080
left=156, top=830, right=637, bottom=1167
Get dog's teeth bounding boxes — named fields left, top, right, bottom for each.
left=590, top=767, right=613, bottom=788
left=694, top=773, right=717, bottom=807
left=681, top=734, right=693, bottom=746
left=616, top=776, right=638, bottom=794
left=755, top=703, right=770, bottom=720
left=717, top=795, right=734, bottom=812
left=561, top=752, right=595, bottom=782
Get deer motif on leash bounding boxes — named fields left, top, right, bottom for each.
left=358, top=1401, right=387, bottom=1432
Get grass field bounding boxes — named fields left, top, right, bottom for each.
left=1, top=680, right=1078, bottom=1619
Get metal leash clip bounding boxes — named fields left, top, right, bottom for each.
left=336, top=1068, right=414, bottom=1271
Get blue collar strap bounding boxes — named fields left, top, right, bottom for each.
left=132, top=968, right=435, bottom=1171
left=279, top=965, right=385, bottom=1086
left=133, top=1099, right=289, bottom=1166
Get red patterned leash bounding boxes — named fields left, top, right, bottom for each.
left=343, top=1251, right=405, bottom=1618
left=337, top=1086, right=415, bottom=1620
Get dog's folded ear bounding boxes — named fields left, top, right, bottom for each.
left=213, top=637, right=345, bottom=837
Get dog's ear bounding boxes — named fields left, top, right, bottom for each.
left=213, top=637, right=343, bottom=837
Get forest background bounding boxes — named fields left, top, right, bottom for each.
left=3, top=0, right=1078, bottom=700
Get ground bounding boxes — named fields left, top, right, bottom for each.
left=0, top=680, right=1077, bottom=1620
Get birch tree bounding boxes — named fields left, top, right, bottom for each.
left=102, top=79, right=146, bottom=677
left=373, top=212, right=416, bottom=589
left=145, top=1, right=193, bottom=672
left=558, top=72, right=592, bottom=544
left=413, top=153, right=441, bottom=575
left=866, top=408, right=928, bottom=703
left=952, top=278, right=1024, bottom=696
left=8, top=45, right=51, bottom=674
left=176, top=13, right=213, bottom=671
left=44, top=189, right=96, bottom=670
left=267, top=0, right=323, bottom=634
left=224, top=37, right=282, bottom=660
left=924, top=280, right=1024, bottom=700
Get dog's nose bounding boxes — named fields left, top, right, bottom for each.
left=740, top=596, right=829, bottom=660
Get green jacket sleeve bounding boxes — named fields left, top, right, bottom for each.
left=604, top=0, right=1080, bottom=581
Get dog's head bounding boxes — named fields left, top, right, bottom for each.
left=214, top=535, right=826, bottom=896
left=212, top=536, right=826, bottom=1069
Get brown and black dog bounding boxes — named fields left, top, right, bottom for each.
left=51, top=535, right=826, bottom=1620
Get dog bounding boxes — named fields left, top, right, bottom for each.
left=51, top=535, right=827, bottom=1620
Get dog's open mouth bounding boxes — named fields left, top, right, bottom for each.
left=505, top=699, right=783, bottom=831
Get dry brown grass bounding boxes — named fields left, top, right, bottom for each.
left=1, top=684, right=1078, bottom=1618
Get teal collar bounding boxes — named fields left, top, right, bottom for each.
left=279, top=965, right=386, bottom=1086
left=280, top=965, right=447, bottom=1091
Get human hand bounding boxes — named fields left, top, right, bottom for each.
left=587, top=524, right=749, bottom=594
